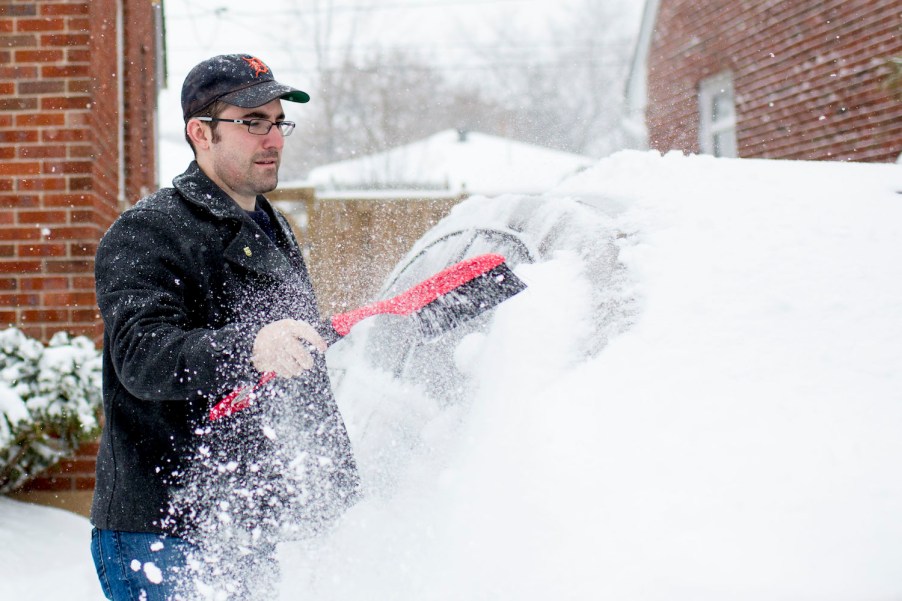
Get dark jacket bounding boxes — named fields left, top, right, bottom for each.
left=90, top=162, right=358, bottom=536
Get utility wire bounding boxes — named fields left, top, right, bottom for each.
left=166, top=0, right=534, bottom=19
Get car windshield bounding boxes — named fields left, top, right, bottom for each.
left=383, top=229, right=533, bottom=298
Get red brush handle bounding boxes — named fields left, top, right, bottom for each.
left=210, top=253, right=508, bottom=421
left=208, top=370, right=277, bottom=421
left=330, top=253, right=506, bottom=336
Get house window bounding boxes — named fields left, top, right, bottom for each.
left=699, top=72, right=738, bottom=157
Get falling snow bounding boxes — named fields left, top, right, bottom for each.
left=3, top=151, right=902, bottom=600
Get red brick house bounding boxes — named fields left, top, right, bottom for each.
left=625, top=0, right=902, bottom=162
left=1, top=0, right=162, bottom=343
left=2, top=0, right=164, bottom=513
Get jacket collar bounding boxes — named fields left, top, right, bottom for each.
left=172, top=160, right=249, bottom=221
left=173, top=161, right=298, bottom=277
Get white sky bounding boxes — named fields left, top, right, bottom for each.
left=157, top=0, right=644, bottom=184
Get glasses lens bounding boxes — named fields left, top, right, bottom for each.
left=278, top=121, right=295, bottom=137
left=246, top=119, right=271, bottom=135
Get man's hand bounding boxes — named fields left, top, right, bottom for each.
left=252, top=319, right=328, bottom=377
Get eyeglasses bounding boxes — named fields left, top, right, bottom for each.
left=194, top=117, right=296, bottom=136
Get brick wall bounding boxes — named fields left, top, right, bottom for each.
left=647, top=0, right=902, bottom=161
left=10, top=441, right=98, bottom=515
left=0, top=0, right=158, bottom=344
left=1, top=0, right=160, bottom=512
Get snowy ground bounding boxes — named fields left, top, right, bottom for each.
left=4, top=151, right=902, bottom=599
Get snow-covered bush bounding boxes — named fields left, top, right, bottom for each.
left=0, top=328, right=102, bottom=493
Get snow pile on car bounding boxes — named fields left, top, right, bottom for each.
left=284, top=150, right=902, bottom=600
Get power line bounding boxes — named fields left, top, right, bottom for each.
left=164, top=40, right=629, bottom=72
left=166, top=0, right=535, bottom=20
left=165, top=40, right=633, bottom=54
left=331, top=60, right=629, bottom=71
left=167, top=0, right=633, bottom=77
left=167, top=0, right=633, bottom=54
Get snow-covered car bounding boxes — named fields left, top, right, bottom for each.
left=327, top=192, right=633, bottom=408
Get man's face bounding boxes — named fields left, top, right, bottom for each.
left=206, top=99, right=286, bottom=207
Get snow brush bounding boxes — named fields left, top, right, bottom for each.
left=209, top=253, right=526, bottom=421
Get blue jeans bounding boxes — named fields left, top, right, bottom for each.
left=91, top=527, right=280, bottom=600
left=91, top=528, right=195, bottom=600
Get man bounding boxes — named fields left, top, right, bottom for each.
left=89, top=54, right=359, bottom=600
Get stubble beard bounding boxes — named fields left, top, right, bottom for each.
left=250, top=150, right=281, bottom=194
left=216, top=151, right=281, bottom=198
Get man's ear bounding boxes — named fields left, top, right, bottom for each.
left=186, top=119, right=212, bottom=150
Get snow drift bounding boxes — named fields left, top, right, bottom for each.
left=283, top=151, right=902, bottom=600
left=5, top=151, right=902, bottom=600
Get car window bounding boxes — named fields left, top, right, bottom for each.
left=384, top=228, right=534, bottom=298
left=382, top=231, right=474, bottom=297
left=461, top=229, right=533, bottom=269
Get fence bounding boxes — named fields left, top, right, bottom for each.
left=270, top=187, right=464, bottom=315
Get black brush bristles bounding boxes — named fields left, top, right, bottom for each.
left=412, top=262, right=527, bottom=339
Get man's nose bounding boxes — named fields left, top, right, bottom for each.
left=262, top=124, right=284, bottom=149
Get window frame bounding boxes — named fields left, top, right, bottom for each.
left=698, top=72, right=738, bottom=158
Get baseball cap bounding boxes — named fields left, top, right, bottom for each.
left=181, top=53, right=310, bottom=121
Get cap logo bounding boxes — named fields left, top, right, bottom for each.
left=242, top=56, right=269, bottom=78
